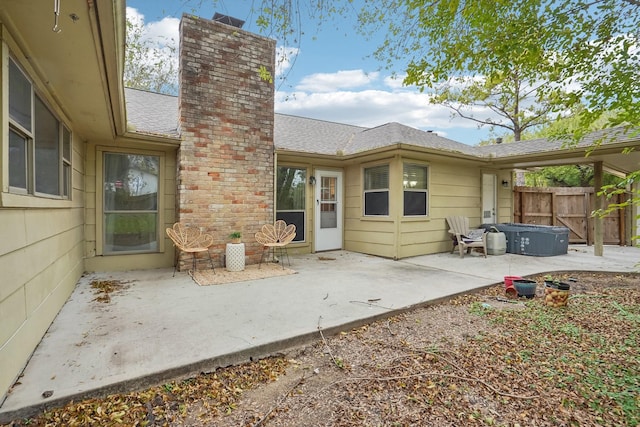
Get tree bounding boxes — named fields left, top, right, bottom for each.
left=233, top=0, right=639, bottom=140
left=430, top=69, right=558, bottom=141
left=358, top=0, right=640, bottom=141
left=124, top=15, right=178, bottom=94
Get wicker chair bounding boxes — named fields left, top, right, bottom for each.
left=446, top=216, right=487, bottom=258
left=255, top=220, right=296, bottom=268
left=166, top=223, right=215, bottom=275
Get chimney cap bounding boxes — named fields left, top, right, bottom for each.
left=213, top=13, right=245, bottom=28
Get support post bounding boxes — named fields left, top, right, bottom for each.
left=594, top=161, right=603, bottom=256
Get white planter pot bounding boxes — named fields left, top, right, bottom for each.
left=226, top=243, right=245, bottom=271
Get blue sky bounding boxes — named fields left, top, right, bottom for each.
left=126, top=0, right=495, bottom=145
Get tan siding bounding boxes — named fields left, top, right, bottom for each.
left=346, top=241, right=396, bottom=258
left=0, top=210, right=27, bottom=256
left=0, top=186, right=85, bottom=404
left=0, top=289, right=26, bottom=345
left=342, top=163, right=398, bottom=258
left=1, top=241, right=31, bottom=303
left=0, top=259, right=82, bottom=402
left=398, top=161, right=484, bottom=258
left=497, top=171, right=514, bottom=223
left=24, top=233, right=83, bottom=314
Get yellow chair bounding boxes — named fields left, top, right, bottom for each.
left=255, top=220, right=296, bottom=268
left=446, top=216, right=487, bottom=258
left=166, top=223, right=215, bottom=275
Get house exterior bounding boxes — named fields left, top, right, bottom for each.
left=1, top=0, right=639, bottom=403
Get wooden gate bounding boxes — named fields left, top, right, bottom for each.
left=513, top=187, right=627, bottom=245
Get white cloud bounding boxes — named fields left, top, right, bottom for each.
left=126, top=7, right=178, bottom=48
left=275, top=46, right=300, bottom=78
left=145, top=16, right=180, bottom=47
left=275, top=69, right=503, bottom=142
left=383, top=74, right=406, bottom=90
left=296, top=70, right=380, bottom=92
left=275, top=88, right=488, bottom=135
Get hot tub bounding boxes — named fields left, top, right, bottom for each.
left=482, top=223, right=569, bottom=256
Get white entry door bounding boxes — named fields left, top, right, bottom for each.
left=314, top=170, right=343, bottom=251
left=482, top=173, right=497, bottom=224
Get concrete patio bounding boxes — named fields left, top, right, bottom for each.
left=0, top=245, right=638, bottom=422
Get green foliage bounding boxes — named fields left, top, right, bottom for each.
left=125, top=15, right=177, bottom=94
left=360, top=0, right=640, bottom=139
left=595, top=170, right=640, bottom=240
left=258, top=65, right=274, bottom=84
left=524, top=165, right=622, bottom=187
left=428, top=69, right=557, bottom=140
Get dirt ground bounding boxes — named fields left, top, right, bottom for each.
left=202, top=271, right=640, bottom=426
left=4, top=271, right=639, bottom=427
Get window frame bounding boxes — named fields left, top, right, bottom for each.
left=276, top=166, right=307, bottom=242
left=403, top=162, right=429, bottom=217
left=101, top=151, right=162, bottom=255
left=363, top=164, right=390, bottom=217
left=6, top=56, right=72, bottom=200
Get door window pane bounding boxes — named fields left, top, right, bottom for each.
left=320, top=176, right=338, bottom=228
left=320, top=203, right=337, bottom=228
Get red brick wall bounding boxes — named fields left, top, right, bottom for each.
left=178, top=15, right=275, bottom=267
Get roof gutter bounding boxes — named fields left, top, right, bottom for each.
left=88, top=0, right=127, bottom=137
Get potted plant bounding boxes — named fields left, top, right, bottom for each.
left=229, top=231, right=242, bottom=244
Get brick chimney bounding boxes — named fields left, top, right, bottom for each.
left=178, top=14, right=276, bottom=266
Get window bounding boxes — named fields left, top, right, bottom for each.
left=8, top=58, right=71, bottom=198
left=276, top=167, right=305, bottom=241
left=319, top=176, right=337, bottom=229
left=34, top=96, right=60, bottom=195
left=403, top=163, right=428, bottom=216
left=364, top=165, right=389, bottom=216
left=103, top=153, right=159, bottom=253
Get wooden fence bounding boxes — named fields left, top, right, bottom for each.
left=513, top=186, right=628, bottom=245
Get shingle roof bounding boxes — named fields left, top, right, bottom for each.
left=344, top=122, right=483, bottom=156
left=274, top=114, right=366, bottom=155
left=274, top=116, right=484, bottom=157
left=124, top=88, right=638, bottom=161
left=125, top=88, right=179, bottom=138
left=475, top=127, right=637, bottom=158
